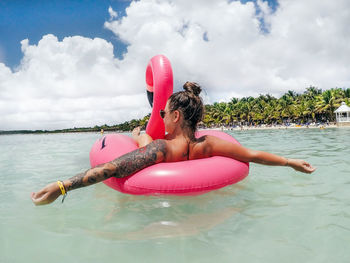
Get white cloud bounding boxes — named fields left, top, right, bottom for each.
left=0, top=35, right=150, bottom=130
left=108, top=6, right=118, bottom=20
left=1, top=0, right=350, bottom=130
left=104, top=0, right=350, bottom=100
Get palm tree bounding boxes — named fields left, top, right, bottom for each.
left=304, top=86, right=322, bottom=99
left=344, top=88, right=350, bottom=99
left=315, top=88, right=344, bottom=121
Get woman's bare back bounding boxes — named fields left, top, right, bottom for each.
left=164, top=136, right=211, bottom=162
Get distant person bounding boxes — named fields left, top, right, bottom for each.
left=32, top=82, right=316, bottom=205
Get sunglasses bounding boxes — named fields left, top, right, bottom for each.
left=159, top=109, right=166, bottom=119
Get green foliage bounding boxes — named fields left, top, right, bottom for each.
left=1, top=87, right=349, bottom=134
left=202, top=87, right=349, bottom=127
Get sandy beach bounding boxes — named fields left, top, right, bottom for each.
left=202, top=123, right=339, bottom=132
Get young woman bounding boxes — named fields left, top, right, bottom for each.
left=31, top=82, right=316, bottom=205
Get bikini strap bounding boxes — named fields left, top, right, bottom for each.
left=187, top=141, right=190, bottom=160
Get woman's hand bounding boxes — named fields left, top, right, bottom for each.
left=31, top=182, right=62, bottom=206
left=287, top=159, right=316, bottom=174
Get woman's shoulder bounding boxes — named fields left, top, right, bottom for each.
left=191, top=135, right=215, bottom=159
left=194, top=135, right=217, bottom=146
left=192, top=135, right=232, bottom=158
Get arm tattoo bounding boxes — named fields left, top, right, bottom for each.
left=67, top=140, right=167, bottom=191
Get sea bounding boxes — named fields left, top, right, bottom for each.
left=1, top=128, right=349, bottom=263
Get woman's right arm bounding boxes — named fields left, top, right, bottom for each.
left=31, top=139, right=168, bottom=205
left=204, top=135, right=316, bottom=174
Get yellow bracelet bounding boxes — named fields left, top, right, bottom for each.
left=57, top=181, right=67, bottom=203
left=57, top=181, right=66, bottom=195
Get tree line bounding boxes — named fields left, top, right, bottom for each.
left=1, top=87, right=349, bottom=135
left=126, top=86, right=349, bottom=129
left=203, top=87, right=350, bottom=127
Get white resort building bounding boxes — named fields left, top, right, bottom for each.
left=334, top=102, right=350, bottom=126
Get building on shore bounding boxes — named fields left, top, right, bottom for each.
left=334, top=102, right=350, bottom=126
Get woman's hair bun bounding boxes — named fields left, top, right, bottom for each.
left=183, top=81, right=201, bottom=96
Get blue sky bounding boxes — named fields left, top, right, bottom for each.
left=0, top=0, right=349, bottom=130
left=0, top=0, right=131, bottom=68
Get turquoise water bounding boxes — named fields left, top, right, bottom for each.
left=1, top=128, right=349, bottom=263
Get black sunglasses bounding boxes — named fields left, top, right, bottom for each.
left=159, top=109, right=166, bottom=119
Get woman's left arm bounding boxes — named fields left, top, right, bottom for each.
left=31, top=140, right=167, bottom=206
left=205, top=136, right=316, bottom=174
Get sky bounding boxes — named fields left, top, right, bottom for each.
left=0, top=0, right=349, bottom=130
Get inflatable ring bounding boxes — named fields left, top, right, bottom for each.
left=89, top=55, right=249, bottom=195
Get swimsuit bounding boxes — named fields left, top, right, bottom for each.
left=187, top=141, right=190, bottom=160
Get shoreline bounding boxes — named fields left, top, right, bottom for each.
left=201, top=123, right=340, bottom=132
left=2, top=123, right=348, bottom=136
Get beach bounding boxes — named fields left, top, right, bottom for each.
left=202, top=122, right=339, bottom=132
